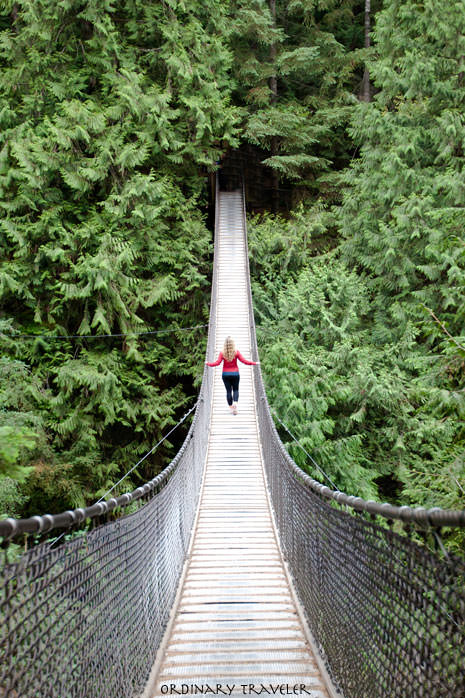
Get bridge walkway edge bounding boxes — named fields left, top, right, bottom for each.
left=142, top=190, right=337, bottom=698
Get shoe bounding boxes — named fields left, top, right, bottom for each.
left=232, top=403, right=238, bottom=415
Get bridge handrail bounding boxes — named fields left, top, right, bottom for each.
left=0, top=403, right=198, bottom=540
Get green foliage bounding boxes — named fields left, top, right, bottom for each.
left=1, top=0, right=463, bottom=549
left=249, top=1, right=465, bottom=551
left=340, top=0, right=465, bottom=338
left=230, top=0, right=365, bottom=189
left=0, top=478, right=29, bottom=518
left=0, top=0, right=239, bottom=516
left=0, top=427, right=36, bottom=480
left=250, top=212, right=462, bottom=503
left=0, top=355, right=48, bottom=481
left=337, top=0, right=465, bottom=520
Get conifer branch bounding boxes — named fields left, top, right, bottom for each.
left=422, top=305, right=465, bottom=353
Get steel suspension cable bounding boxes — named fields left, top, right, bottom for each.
left=47, top=401, right=198, bottom=549
left=271, top=408, right=338, bottom=490
left=96, top=401, right=198, bottom=503
left=0, top=323, right=208, bottom=340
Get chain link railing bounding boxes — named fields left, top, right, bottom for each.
left=0, top=184, right=220, bottom=698
left=241, top=184, right=465, bottom=698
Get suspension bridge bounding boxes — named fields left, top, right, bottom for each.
left=1, top=180, right=464, bottom=698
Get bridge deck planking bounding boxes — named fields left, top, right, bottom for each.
left=148, top=192, right=330, bottom=698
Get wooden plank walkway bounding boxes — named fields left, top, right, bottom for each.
left=145, top=191, right=332, bottom=698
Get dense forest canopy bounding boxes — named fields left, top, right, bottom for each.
left=0, top=0, right=239, bottom=515
left=0, top=0, right=463, bottom=546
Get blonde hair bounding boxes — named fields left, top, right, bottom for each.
left=223, top=336, right=236, bottom=362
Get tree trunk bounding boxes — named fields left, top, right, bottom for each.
left=269, top=0, right=279, bottom=212
left=269, top=0, right=278, bottom=103
left=11, top=3, right=18, bottom=32
left=361, top=0, right=371, bottom=102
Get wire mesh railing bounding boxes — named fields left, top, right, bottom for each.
left=0, top=396, right=212, bottom=698
left=0, top=186, right=219, bottom=698
left=241, top=184, right=465, bottom=697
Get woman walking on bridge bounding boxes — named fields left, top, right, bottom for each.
left=206, top=336, right=258, bottom=414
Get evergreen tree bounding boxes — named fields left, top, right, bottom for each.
left=249, top=209, right=457, bottom=505
left=248, top=1, right=465, bottom=545
left=339, top=0, right=465, bottom=514
left=0, top=0, right=239, bottom=514
left=230, top=0, right=366, bottom=196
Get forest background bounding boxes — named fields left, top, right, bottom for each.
left=0, top=0, right=464, bottom=550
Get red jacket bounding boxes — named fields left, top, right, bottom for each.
left=207, top=351, right=257, bottom=373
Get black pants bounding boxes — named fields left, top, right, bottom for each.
left=222, top=373, right=240, bottom=406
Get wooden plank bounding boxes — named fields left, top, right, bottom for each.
left=171, top=620, right=303, bottom=632
left=184, top=579, right=288, bottom=586
left=164, top=650, right=311, bottom=663
left=169, top=630, right=304, bottom=642
left=167, top=638, right=308, bottom=651
left=158, top=666, right=322, bottom=678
